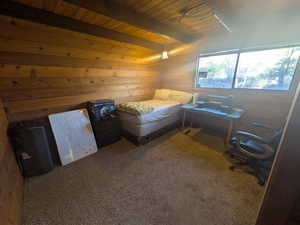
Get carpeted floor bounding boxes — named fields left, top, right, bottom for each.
left=23, top=130, right=264, bottom=225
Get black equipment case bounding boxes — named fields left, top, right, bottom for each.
left=9, top=124, right=54, bottom=177
left=87, top=99, right=121, bottom=147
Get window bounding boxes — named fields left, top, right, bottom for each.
left=197, top=53, right=238, bottom=89
left=196, top=46, right=300, bottom=90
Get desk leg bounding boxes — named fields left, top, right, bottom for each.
left=182, top=110, right=186, bottom=129
left=182, top=111, right=192, bottom=135
left=225, top=120, right=234, bottom=148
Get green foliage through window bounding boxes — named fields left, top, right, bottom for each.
left=196, top=46, right=300, bottom=90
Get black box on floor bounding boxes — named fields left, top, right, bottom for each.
left=87, top=99, right=121, bottom=147
left=9, top=124, right=54, bottom=177
left=92, top=115, right=121, bottom=147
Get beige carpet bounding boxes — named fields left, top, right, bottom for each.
left=23, top=130, right=264, bottom=225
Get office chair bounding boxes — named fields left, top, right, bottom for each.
left=229, top=122, right=283, bottom=185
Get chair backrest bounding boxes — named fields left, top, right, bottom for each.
left=269, top=129, right=283, bottom=150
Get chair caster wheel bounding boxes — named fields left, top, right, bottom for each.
left=229, top=166, right=235, bottom=171
left=258, top=180, right=265, bottom=186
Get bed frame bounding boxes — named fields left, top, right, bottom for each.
left=121, top=121, right=180, bottom=145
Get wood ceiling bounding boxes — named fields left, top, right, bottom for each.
left=1, top=0, right=298, bottom=54
left=1, top=0, right=222, bottom=52
left=113, top=0, right=221, bottom=35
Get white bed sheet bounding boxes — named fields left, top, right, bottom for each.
left=118, top=99, right=182, bottom=137
left=118, top=99, right=181, bottom=125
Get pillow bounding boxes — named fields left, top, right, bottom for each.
left=153, top=89, right=170, bottom=101
left=169, top=90, right=193, bottom=104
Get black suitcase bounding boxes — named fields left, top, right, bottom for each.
left=9, top=126, right=54, bottom=177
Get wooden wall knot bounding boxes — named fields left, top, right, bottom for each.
left=30, top=68, right=37, bottom=78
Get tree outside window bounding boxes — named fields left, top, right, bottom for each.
left=197, top=46, right=300, bottom=90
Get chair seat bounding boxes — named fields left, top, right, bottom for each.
left=240, top=140, right=266, bottom=154
left=229, top=125, right=281, bottom=185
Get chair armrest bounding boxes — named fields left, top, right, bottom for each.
left=235, top=131, right=275, bottom=159
left=237, top=142, right=275, bottom=160
left=252, top=122, right=275, bottom=131
left=236, top=131, right=269, bottom=144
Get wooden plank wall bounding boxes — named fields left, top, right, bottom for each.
left=0, top=12, right=159, bottom=225
left=0, top=15, right=159, bottom=122
left=158, top=38, right=299, bottom=130
left=0, top=99, right=23, bottom=225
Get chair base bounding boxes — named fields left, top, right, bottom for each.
left=227, top=148, right=270, bottom=185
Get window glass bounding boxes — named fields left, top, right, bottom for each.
left=235, top=47, right=300, bottom=90
left=197, top=53, right=238, bottom=88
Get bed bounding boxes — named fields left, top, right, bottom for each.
left=117, top=89, right=193, bottom=144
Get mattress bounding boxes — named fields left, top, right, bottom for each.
left=118, top=100, right=181, bottom=124
left=118, top=100, right=182, bottom=137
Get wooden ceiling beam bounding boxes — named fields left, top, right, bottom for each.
left=0, top=0, right=164, bottom=51
left=64, top=0, right=199, bottom=43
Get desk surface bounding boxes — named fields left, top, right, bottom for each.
left=182, top=104, right=244, bottom=120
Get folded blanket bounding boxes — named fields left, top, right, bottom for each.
left=117, top=102, right=154, bottom=115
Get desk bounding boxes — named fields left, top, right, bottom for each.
left=181, top=104, right=244, bottom=147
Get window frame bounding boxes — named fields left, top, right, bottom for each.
left=195, top=44, right=300, bottom=92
